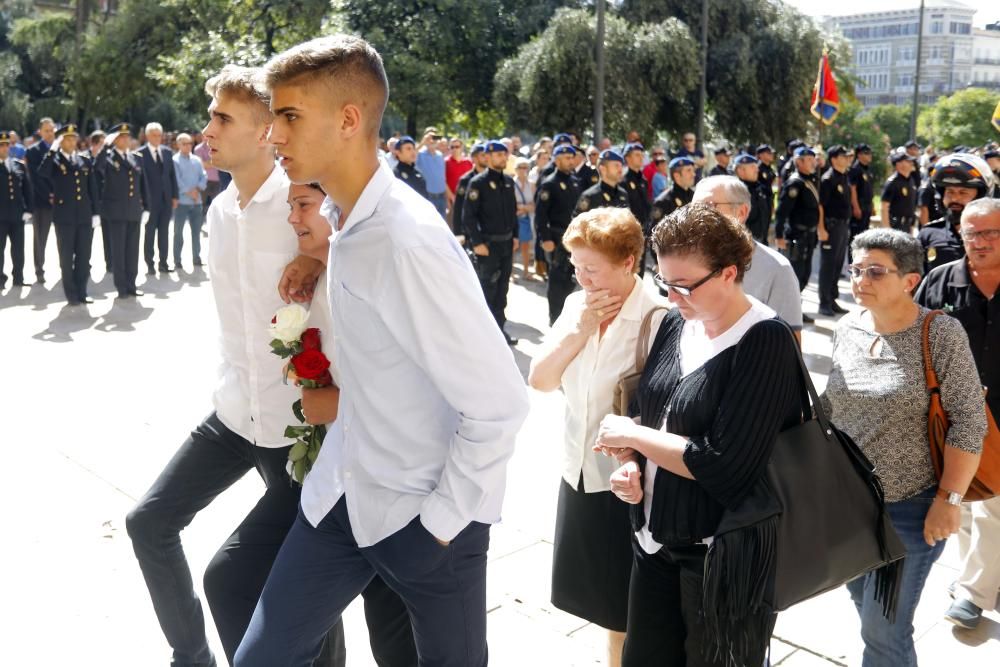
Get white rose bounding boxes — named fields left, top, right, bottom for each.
left=269, top=304, right=310, bottom=343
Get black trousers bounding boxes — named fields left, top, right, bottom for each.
left=126, top=412, right=415, bottom=667
left=545, top=244, right=576, bottom=326
left=109, top=218, right=141, bottom=295
left=53, top=222, right=93, bottom=303
left=622, top=541, right=775, bottom=667
left=0, top=217, right=25, bottom=286
left=100, top=216, right=114, bottom=271
left=786, top=228, right=817, bottom=293
left=848, top=211, right=871, bottom=264
left=475, top=239, right=513, bottom=330
left=818, top=217, right=849, bottom=308
left=144, top=203, right=173, bottom=268
left=32, top=206, right=53, bottom=280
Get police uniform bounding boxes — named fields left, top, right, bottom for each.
left=577, top=162, right=600, bottom=189
left=881, top=170, right=917, bottom=232
left=847, top=151, right=874, bottom=252
left=650, top=183, right=693, bottom=226
left=451, top=144, right=485, bottom=239
left=732, top=153, right=770, bottom=243
left=623, top=168, right=650, bottom=228
left=95, top=123, right=146, bottom=297
left=917, top=216, right=964, bottom=274
left=575, top=163, right=629, bottom=217
left=775, top=162, right=820, bottom=292
left=918, top=178, right=944, bottom=223
left=37, top=124, right=99, bottom=304
left=463, top=145, right=518, bottom=340
left=535, top=149, right=581, bottom=324
left=817, top=149, right=852, bottom=313
left=393, top=161, right=428, bottom=200
left=0, top=132, right=32, bottom=288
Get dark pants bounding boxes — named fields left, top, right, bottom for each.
left=475, top=239, right=513, bottom=330
left=100, top=216, right=114, bottom=271
left=32, top=206, right=53, bottom=280
left=0, top=217, right=25, bottom=286
left=888, top=216, right=915, bottom=233
left=144, top=203, right=173, bottom=269
left=125, top=413, right=358, bottom=667
left=622, top=541, right=775, bottom=667
left=109, top=219, right=141, bottom=296
left=203, top=180, right=222, bottom=217
left=546, top=244, right=576, bottom=326
left=818, top=217, right=849, bottom=308
left=848, top=211, right=871, bottom=264
left=786, top=228, right=817, bottom=292
left=235, top=498, right=489, bottom=667
left=53, top=222, right=93, bottom=303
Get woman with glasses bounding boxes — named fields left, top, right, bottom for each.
left=528, top=207, right=665, bottom=667
left=821, top=228, right=985, bottom=667
left=596, top=204, right=802, bottom=666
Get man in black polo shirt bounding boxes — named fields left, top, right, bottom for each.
left=915, top=197, right=1000, bottom=631
left=881, top=151, right=918, bottom=232
left=848, top=144, right=874, bottom=259
left=818, top=145, right=852, bottom=316
left=919, top=153, right=995, bottom=274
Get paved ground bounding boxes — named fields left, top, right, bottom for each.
left=2, top=220, right=998, bottom=666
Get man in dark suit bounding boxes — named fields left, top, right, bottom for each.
left=25, top=117, right=56, bottom=283
left=38, top=124, right=100, bottom=305
left=138, top=122, right=179, bottom=274
left=0, top=131, right=33, bottom=289
left=95, top=123, right=146, bottom=298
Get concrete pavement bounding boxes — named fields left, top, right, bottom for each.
left=2, top=219, right=997, bottom=666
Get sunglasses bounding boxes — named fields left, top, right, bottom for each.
left=848, top=264, right=903, bottom=280
left=960, top=229, right=1000, bottom=242
left=653, top=268, right=721, bottom=296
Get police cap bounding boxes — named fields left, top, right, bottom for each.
left=553, top=133, right=573, bottom=146
left=396, top=135, right=415, bottom=148
left=0, top=131, right=9, bottom=145
left=793, top=146, right=815, bottom=159
left=552, top=145, right=577, bottom=157
left=904, top=140, right=920, bottom=149
left=854, top=143, right=872, bottom=154
left=108, top=122, right=132, bottom=135
left=469, top=143, right=486, bottom=156
left=984, top=149, right=1000, bottom=160
left=826, top=144, right=848, bottom=158
left=485, top=140, right=508, bottom=154
left=755, top=144, right=774, bottom=155
left=732, top=153, right=759, bottom=166
left=889, top=151, right=910, bottom=165
left=598, top=149, right=625, bottom=165
left=56, top=124, right=78, bottom=138
left=714, top=146, right=731, bottom=156
left=623, top=142, right=645, bottom=155
left=668, top=156, right=695, bottom=171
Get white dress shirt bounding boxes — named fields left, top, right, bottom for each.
left=300, top=161, right=530, bottom=547
left=543, top=275, right=667, bottom=492
left=207, top=165, right=302, bottom=448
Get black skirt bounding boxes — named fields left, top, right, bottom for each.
left=551, top=477, right=633, bottom=632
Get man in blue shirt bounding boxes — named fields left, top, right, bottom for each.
left=673, top=131, right=707, bottom=182
left=415, top=128, right=447, bottom=217
left=172, top=132, right=208, bottom=269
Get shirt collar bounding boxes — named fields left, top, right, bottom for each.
left=248, top=162, right=285, bottom=206
left=948, top=259, right=972, bottom=289
left=618, top=274, right=646, bottom=322
left=338, top=160, right=395, bottom=236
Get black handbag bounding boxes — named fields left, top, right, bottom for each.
left=702, top=319, right=906, bottom=666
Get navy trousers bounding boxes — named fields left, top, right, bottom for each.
left=235, top=497, right=490, bottom=667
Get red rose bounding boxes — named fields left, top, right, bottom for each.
left=301, top=327, right=322, bottom=351
left=291, top=349, right=331, bottom=381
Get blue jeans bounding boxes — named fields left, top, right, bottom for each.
left=846, top=487, right=944, bottom=667
left=173, top=203, right=204, bottom=265
left=235, top=498, right=491, bottom=667
left=426, top=191, right=447, bottom=218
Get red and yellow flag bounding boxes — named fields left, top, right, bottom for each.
left=810, top=50, right=840, bottom=125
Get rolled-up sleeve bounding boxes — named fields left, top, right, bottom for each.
left=932, top=315, right=987, bottom=454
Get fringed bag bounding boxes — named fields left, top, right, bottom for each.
left=702, top=319, right=907, bottom=667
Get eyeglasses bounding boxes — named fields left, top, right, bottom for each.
left=450, top=144, right=462, bottom=149
left=848, top=264, right=904, bottom=280
left=653, top=268, right=721, bottom=296
left=960, top=229, right=1000, bottom=242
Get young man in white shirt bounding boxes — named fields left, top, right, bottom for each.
left=235, top=35, right=530, bottom=667
left=125, top=65, right=413, bottom=667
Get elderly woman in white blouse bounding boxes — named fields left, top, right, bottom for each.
left=529, top=207, right=666, bottom=667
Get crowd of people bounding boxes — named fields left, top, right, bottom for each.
left=4, top=31, right=1000, bottom=667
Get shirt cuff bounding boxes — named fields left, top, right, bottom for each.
left=420, top=491, right=469, bottom=543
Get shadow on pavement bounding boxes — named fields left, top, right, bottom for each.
left=951, top=617, right=1000, bottom=645
left=94, top=298, right=155, bottom=333
left=31, top=304, right=100, bottom=343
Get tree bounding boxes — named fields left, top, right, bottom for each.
left=9, top=13, right=77, bottom=122
left=494, top=8, right=699, bottom=140
left=865, top=104, right=916, bottom=149
left=821, top=98, right=891, bottom=184
left=917, top=88, right=1000, bottom=150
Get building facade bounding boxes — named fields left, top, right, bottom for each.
left=972, top=22, right=1000, bottom=90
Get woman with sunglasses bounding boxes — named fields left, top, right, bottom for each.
left=596, top=204, right=802, bottom=666
left=820, top=228, right=985, bottom=667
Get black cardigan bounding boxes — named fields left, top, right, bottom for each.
left=630, top=309, right=802, bottom=545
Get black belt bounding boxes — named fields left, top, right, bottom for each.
left=792, top=224, right=817, bottom=232
left=890, top=216, right=915, bottom=224
left=484, top=233, right=513, bottom=242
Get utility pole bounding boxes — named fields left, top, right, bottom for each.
left=594, top=0, right=606, bottom=143
left=696, top=0, right=709, bottom=151
left=910, top=0, right=926, bottom=141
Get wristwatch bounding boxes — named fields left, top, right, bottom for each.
left=935, top=488, right=963, bottom=506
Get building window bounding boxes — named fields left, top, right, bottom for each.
left=930, top=21, right=943, bottom=34
left=949, top=22, right=971, bottom=35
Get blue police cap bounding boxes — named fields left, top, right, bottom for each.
left=624, top=142, right=645, bottom=155
left=668, top=156, right=695, bottom=170
left=889, top=150, right=910, bottom=165
left=485, top=140, right=508, bottom=153
left=854, top=143, right=872, bottom=154
left=732, top=153, right=758, bottom=166
left=599, top=149, right=624, bottom=164
left=826, top=144, right=848, bottom=158
left=553, top=133, right=573, bottom=146
left=755, top=144, right=774, bottom=154
left=469, top=143, right=486, bottom=156
left=793, top=146, right=815, bottom=158
left=552, top=145, right=577, bottom=157
left=396, top=135, right=415, bottom=148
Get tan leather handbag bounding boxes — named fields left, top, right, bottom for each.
left=612, top=307, right=667, bottom=416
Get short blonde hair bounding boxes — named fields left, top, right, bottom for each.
left=204, top=65, right=272, bottom=125
left=563, top=207, right=645, bottom=272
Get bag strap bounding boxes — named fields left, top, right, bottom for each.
left=921, top=310, right=943, bottom=394
left=635, top=306, right=669, bottom=373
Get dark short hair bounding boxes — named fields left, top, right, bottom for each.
left=850, top=229, right=924, bottom=276
left=651, top=203, right=754, bottom=282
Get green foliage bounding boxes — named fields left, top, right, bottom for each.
left=917, top=88, right=1000, bottom=150
left=9, top=13, right=76, bottom=120
left=821, top=98, right=890, bottom=183
left=865, top=104, right=917, bottom=149
left=0, top=51, right=30, bottom=130
left=494, top=8, right=699, bottom=141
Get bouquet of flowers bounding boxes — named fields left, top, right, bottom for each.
left=268, top=304, right=334, bottom=484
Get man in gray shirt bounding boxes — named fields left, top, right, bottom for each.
left=693, top=175, right=804, bottom=336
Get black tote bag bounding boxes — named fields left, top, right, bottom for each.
left=702, top=319, right=906, bottom=666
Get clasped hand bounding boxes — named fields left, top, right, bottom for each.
left=576, top=289, right=622, bottom=336
left=594, top=414, right=643, bottom=505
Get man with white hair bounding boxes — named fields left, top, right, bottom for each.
left=693, top=175, right=804, bottom=337
left=138, top=121, right=179, bottom=274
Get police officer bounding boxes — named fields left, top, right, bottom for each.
left=817, top=145, right=853, bottom=316
left=392, top=135, right=428, bottom=199
left=575, top=146, right=600, bottom=190
left=881, top=151, right=918, bottom=232
left=708, top=146, right=731, bottom=176
left=732, top=153, right=770, bottom=243
left=904, top=140, right=922, bottom=189
left=985, top=149, right=1000, bottom=198
left=777, top=139, right=804, bottom=186
left=95, top=123, right=146, bottom=298
left=917, top=163, right=946, bottom=226
left=0, top=131, right=32, bottom=289
left=463, top=140, right=519, bottom=345
left=575, top=149, right=629, bottom=216
left=538, top=133, right=573, bottom=183
left=775, top=146, right=821, bottom=322
left=847, top=144, right=874, bottom=259
left=622, top=143, right=651, bottom=275
left=919, top=153, right=995, bottom=274
left=452, top=143, right=487, bottom=239
left=38, top=124, right=100, bottom=305
left=535, top=144, right=581, bottom=324
left=650, top=156, right=695, bottom=226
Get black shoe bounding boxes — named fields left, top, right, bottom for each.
left=802, top=313, right=815, bottom=324
left=193, top=259, right=204, bottom=267
left=818, top=305, right=836, bottom=317
left=503, top=331, right=519, bottom=346
left=130, top=289, right=144, bottom=297
left=159, top=264, right=174, bottom=273
left=35, top=275, right=44, bottom=284
left=82, top=296, right=95, bottom=304
left=146, top=266, right=156, bottom=276
left=831, top=302, right=849, bottom=314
